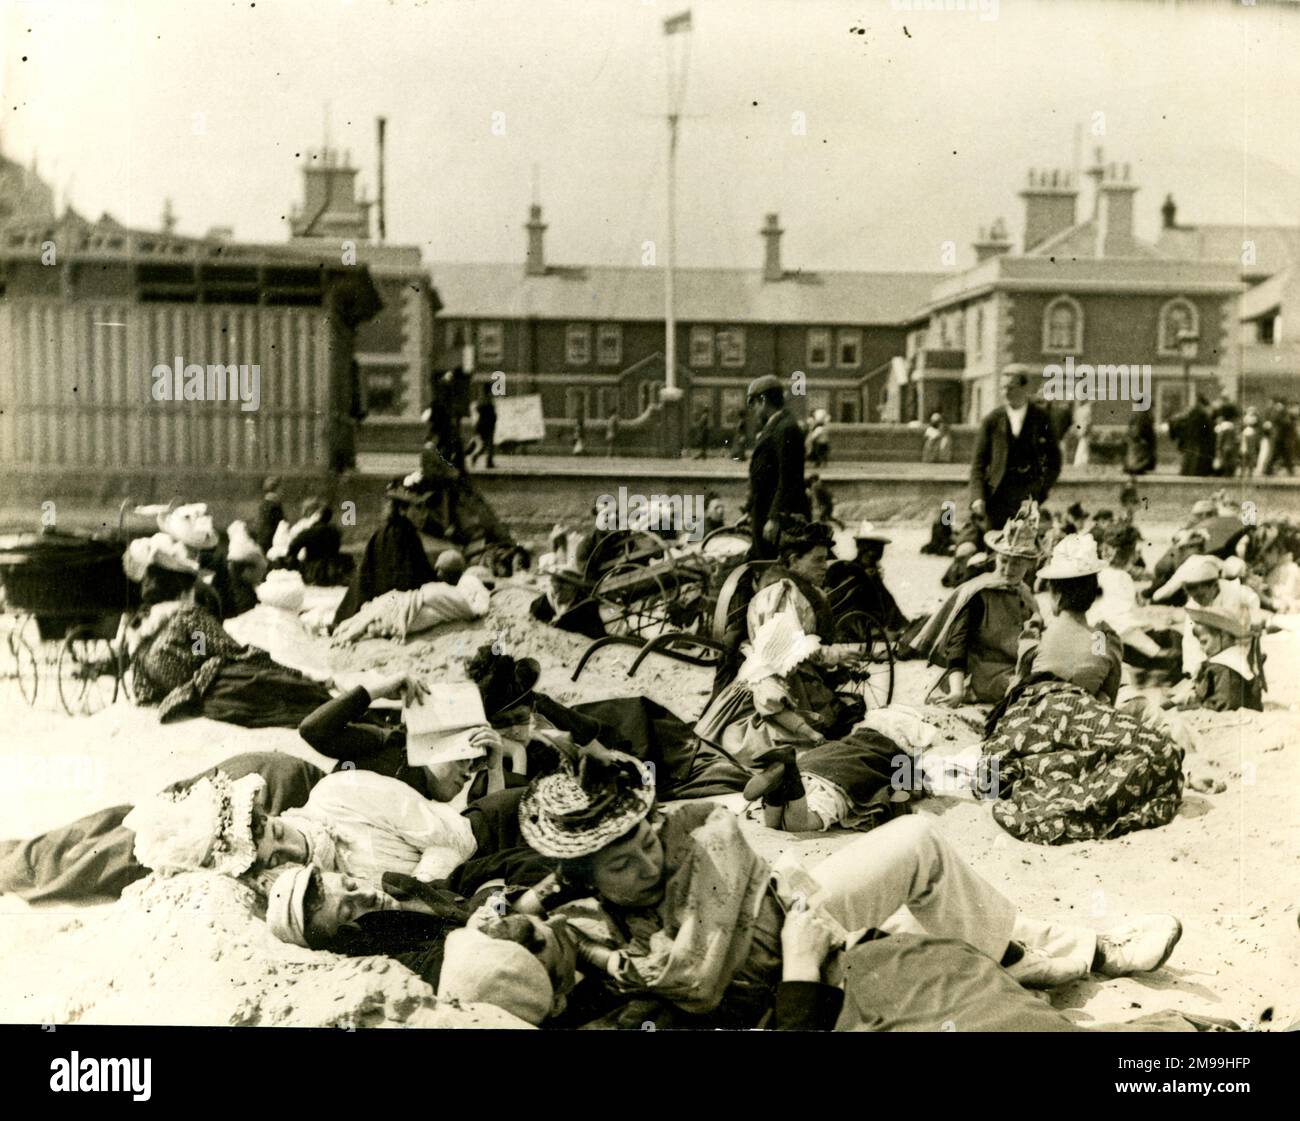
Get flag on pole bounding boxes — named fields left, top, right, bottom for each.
left=663, top=10, right=691, bottom=35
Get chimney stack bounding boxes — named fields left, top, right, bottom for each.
left=1095, top=162, right=1138, bottom=257
left=973, top=216, right=1013, bottom=263
left=1019, top=168, right=1078, bottom=252
left=1161, top=193, right=1177, bottom=231
left=525, top=204, right=547, bottom=276
left=761, top=212, right=784, bottom=282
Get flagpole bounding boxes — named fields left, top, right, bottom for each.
left=664, top=108, right=680, bottom=400
left=661, top=11, right=691, bottom=404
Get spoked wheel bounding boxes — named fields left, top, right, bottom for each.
left=57, top=625, right=120, bottom=716
left=6, top=628, right=39, bottom=706
left=594, top=564, right=681, bottom=639
left=835, top=612, right=896, bottom=708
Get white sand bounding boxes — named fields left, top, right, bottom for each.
left=1, top=524, right=1296, bottom=1029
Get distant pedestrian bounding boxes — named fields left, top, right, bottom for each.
left=692, top=408, right=711, bottom=460
left=1071, top=400, right=1093, bottom=467
left=730, top=408, right=750, bottom=461
left=969, top=364, right=1062, bottom=531
left=807, top=473, right=835, bottom=525
left=1264, top=399, right=1296, bottom=475
left=1124, top=408, right=1157, bottom=476
left=1240, top=407, right=1261, bottom=477
left=1168, top=395, right=1215, bottom=476
left=572, top=415, right=586, bottom=456
left=806, top=408, right=831, bottom=468
left=466, top=385, right=496, bottom=469
left=605, top=414, right=619, bottom=458
left=921, top=412, right=953, bottom=463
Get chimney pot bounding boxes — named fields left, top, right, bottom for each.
left=761, top=212, right=784, bottom=281
left=525, top=204, right=548, bottom=276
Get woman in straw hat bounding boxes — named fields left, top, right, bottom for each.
left=977, top=533, right=1185, bottom=844
left=911, top=499, right=1042, bottom=705
left=697, top=611, right=918, bottom=834
left=498, top=755, right=1185, bottom=1025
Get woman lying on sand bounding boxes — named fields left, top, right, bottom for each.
left=977, top=533, right=1185, bottom=844
left=415, top=754, right=1185, bottom=1028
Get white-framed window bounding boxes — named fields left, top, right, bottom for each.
left=596, top=324, right=622, bottom=367
left=1158, top=297, right=1200, bottom=356
left=718, top=326, right=746, bottom=368
left=836, top=329, right=862, bottom=368
left=1042, top=295, right=1083, bottom=354
left=476, top=322, right=504, bottom=365
left=689, top=325, right=714, bottom=367
left=807, top=328, right=832, bottom=368
left=566, top=324, right=591, bottom=366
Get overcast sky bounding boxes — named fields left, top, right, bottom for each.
left=3, top=0, right=1299, bottom=272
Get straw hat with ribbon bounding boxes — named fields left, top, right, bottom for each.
left=124, top=772, right=265, bottom=877
left=984, top=500, right=1043, bottom=559
left=851, top=521, right=891, bottom=545
left=518, top=757, right=655, bottom=860
left=1186, top=604, right=1253, bottom=640
left=1037, top=532, right=1105, bottom=580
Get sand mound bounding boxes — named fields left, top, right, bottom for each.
left=30, top=872, right=531, bottom=1029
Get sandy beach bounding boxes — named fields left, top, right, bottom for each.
left=1, top=523, right=1296, bottom=1030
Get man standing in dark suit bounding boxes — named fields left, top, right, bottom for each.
left=745, top=374, right=810, bottom=558
left=970, top=365, right=1062, bottom=531
left=1168, top=395, right=1215, bottom=477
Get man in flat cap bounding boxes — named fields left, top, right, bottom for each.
left=969, top=364, right=1061, bottom=531
left=745, top=374, right=810, bottom=558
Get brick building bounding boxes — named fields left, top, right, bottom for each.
left=907, top=149, right=1245, bottom=427
left=430, top=207, right=938, bottom=433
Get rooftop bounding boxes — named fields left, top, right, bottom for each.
left=428, top=261, right=941, bottom=326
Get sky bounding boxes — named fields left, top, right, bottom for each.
left=2, top=0, right=1300, bottom=273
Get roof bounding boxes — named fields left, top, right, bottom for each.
left=1028, top=218, right=1165, bottom=261
left=1156, top=225, right=1300, bottom=276
left=427, top=262, right=941, bottom=326
left=1240, top=266, right=1299, bottom=322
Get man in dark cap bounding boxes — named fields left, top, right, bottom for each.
left=745, top=374, right=810, bottom=559
left=970, top=364, right=1061, bottom=531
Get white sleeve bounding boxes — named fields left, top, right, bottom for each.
left=373, top=779, right=478, bottom=881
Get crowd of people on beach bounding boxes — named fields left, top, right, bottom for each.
left=2, top=364, right=1296, bottom=1032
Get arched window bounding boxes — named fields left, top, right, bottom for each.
left=1158, top=297, right=1200, bottom=356
left=1042, top=295, right=1083, bottom=354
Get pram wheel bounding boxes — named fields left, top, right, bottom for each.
left=57, top=626, right=119, bottom=716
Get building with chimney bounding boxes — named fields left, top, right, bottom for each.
left=426, top=205, right=938, bottom=438
left=285, top=146, right=440, bottom=422
left=1155, top=197, right=1300, bottom=408
left=907, top=149, right=1244, bottom=426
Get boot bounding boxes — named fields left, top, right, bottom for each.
left=743, top=747, right=805, bottom=805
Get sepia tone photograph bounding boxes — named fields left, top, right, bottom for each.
left=0, top=0, right=1296, bottom=1078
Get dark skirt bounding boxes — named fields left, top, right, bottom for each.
left=799, top=728, right=917, bottom=830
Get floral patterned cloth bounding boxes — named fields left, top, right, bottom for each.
left=976, top=678, right=1184, bottom=844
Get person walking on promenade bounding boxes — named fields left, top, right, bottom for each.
left=1168, top=395, right=1215, bottom=477
left=692, top=408, right=712, bottom=460
left=1124, top=407, right=1157, bottom=476
left=745, top=375, right=810, bottom=559
left=969, top=365, right=1062, bottom=531
left=467, top=385, right=497, bottom=469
